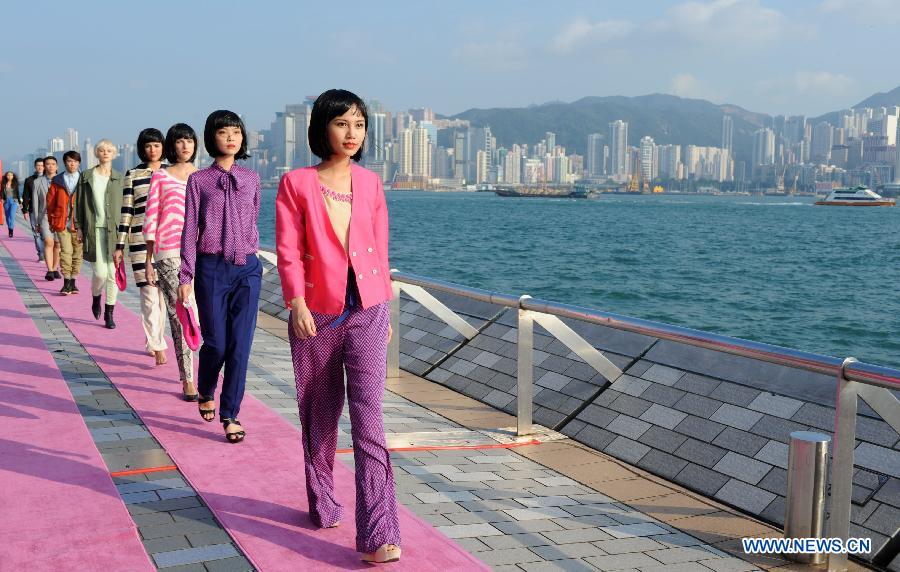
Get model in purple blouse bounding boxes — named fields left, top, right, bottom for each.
left=178, top=110, right=262, bottom=444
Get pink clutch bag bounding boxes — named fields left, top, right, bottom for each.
left=176, top=299, right=201, bottom=351
left=115, top=262, right=127, bottom=291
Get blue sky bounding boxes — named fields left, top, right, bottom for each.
left=2, top=0, right=898, bottom=160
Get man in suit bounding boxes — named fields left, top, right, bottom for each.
left=21, top=158, right=45, bottom=261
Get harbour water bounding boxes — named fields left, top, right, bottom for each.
left=260, top=189, right=900, bottom=368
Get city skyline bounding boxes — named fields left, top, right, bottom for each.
left=2, top=0, right=899, bottom=160
left=14, top=98, right=900, bottom=194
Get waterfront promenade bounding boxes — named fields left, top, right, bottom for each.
left=0, top=214, right=877, bottom=571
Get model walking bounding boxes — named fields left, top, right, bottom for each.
left=2, top=172, right=21, bottom=238
left=178, top=110, right=261, bottom=443
left=275, top=89, right=400, bottom=564
left=115, top=129, right=169, bottom=363
left=75, top=140, right=123, bottom=329
left=145, top=123, right=198, bottom=401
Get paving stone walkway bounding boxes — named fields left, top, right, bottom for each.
left=3, top=225, right=770, bottom=571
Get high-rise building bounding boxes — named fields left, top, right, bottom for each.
left=368, top=112, right=386, bottom=162
left=683, top=145, right=731, bottom=181
left=453, top=131, right=466, bottom=181
left=65, top=128, right=79, bottom=151
left=784, top=115, right=806, bottom=146
left=285, top=103, right=313, bottom=168
left=283, top=113, right=296, bottom=171
left=586, top=133, right=604, bottom=177
left=752, top=128, right=775, bottom=179
left=83, top=138, right=97, bottom=169
left=398, top=127, right=413, bottom=176
left=721, top=116, right=733, bottom=156
left=811, top=122, right=834, bottom=163
left=552, top=154, right=568, bottom=183
left=410, top=108, right=434, bottom=123
left=609, top=120, right=628, bottom=180
left=412, top=125, right=431, bottom=177
left=467, top=127, right=493, bottom=183
left=503, top=148, right=521, bottom=184
left=476, top=150, right=489, bottom=184
left=639, top=136, right=656, bottom=181
left=395, top=112, right=411, bottom=135
left=545, top=132, right=556, bottom=153
left=658, top=144, right=683, bottom=179
left=50, top=138, right=65, bottom=153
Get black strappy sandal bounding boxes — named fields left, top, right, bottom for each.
left=182, top=380, right=199, bottom=402
left=222, top=418, right=245, bottom=444
left=198, top=397, right=216, bottom=422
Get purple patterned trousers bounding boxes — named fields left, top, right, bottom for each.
left=288, top=300, right=401, bottom=553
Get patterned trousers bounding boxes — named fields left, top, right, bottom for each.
left=154, top=258, right=194, bottom=382
left=288, top=300, right=401, bottom=553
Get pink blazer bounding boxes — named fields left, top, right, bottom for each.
left=275, top=163, right=392, bottom=315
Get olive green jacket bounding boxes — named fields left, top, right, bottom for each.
left=76, top=167, right=124, bottom=263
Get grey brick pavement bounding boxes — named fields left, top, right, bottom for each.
left=0, top=238, right=775, bottom=571
left=0, top=243, right=250, bottom=572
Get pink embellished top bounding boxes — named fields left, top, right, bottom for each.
left=320, top=183, right=352, bottom=254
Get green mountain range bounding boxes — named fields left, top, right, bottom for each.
left=450, top=88, right=900, bottom=165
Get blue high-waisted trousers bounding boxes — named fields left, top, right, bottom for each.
left=194, top=253, right=261, bottom=420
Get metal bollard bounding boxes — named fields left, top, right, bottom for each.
left=784, top=431, right=831, bottom=565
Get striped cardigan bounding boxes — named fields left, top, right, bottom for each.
left=116, top=163, right=167, bottom=287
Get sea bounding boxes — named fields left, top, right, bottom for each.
left=259, top=190, right=900, bottom=369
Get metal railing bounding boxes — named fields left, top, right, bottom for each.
left=386, top=269, right=900, bottom=571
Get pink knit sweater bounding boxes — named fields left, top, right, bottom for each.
left=144, top=169, right=188, bottom=261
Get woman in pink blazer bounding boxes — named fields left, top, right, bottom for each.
left=275, top=89, right=400, bottom=564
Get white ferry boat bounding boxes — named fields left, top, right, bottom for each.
left=814, top=186, right=895, bottom=206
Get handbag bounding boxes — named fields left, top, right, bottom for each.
left=115, top=261, right=127, bottom=291
left=176, top=298, right=202, bottom=351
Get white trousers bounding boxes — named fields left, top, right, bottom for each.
left=140, top=284, right=168, bottom=352
left=91, top=228, right=118, bottom=304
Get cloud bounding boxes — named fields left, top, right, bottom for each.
left=754, top=70, right=857, bottom=111
left=669, top=73, right=725, bottom=102
left=550, top=18, right=633, bottom=54
left=671, top=74, right=704, bottom=98
left=793, top=71, right=854, bottom=93
left=819, top=0, right=900, bottom=22
left=652, top=0, right=785, bottom=48
left=758, top=71, right=855, bottom=96
left=453, top=40, right=528, bottom=71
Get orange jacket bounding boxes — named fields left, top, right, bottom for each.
left=47, top=173, right=78, bottom=232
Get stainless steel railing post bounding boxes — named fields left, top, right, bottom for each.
left=785, top=431, right=831, bottom=565
left=517, top=295, right=534, bottom=436
left=827, top=357, right=858, bottom=572
left=387, top=273, right=401, bottom=379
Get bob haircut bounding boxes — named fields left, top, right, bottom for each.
left=94, top=139, right=118, bottom=159
left=308, top=89, right=368, bottom=162
left=204, top=110, right=249, bottom=160
left=164, top=123, right=198, bottom=164
left=136, top=128, right=165, bottom=162
left=63, top=150, right=82, bottom=163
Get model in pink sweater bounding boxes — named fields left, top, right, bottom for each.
left=144, top=123, right=198, bottom=402
left=144, top=169, right=187, bottom=261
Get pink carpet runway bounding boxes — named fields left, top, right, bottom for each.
left=1, top=234, right=488, bottom=571
left=0, top=239, right=153, bottom=571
